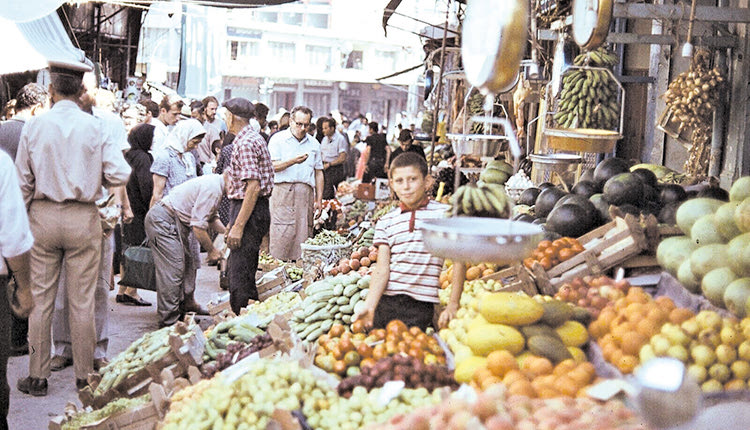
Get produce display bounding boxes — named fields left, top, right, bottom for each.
left=371, top=385, right=652, bottom=430
left=588, top=289, right=694, bottom=373
left=637, top=310, right=750, bottom=392
left=285, top=265, right=304, bottom=281
left=451, top=182, right=513, bottom=218
left=441, top=291, right=591, bottom=382
left=656, top=178, right=750, bottom=316
left=478, top=159, right=514, bottom=186
left=504, top=170, right=535, bottom=202
left=356, top=228, right=375, bottom=249
left=161, top=360, right=336, bottom=430
left=337, top=354, right=458, bottom=397
left=258, top=251, right=282, bottom=268
left=439, top=277, right=508, bottom=307
left=430, top=166, right=468, bottom=198
left=345, top=200, right=369, bottom=225
left=439, top=260, right=498, bottom=289
left=315, top=320, right=446, bottom=378
left=522, top=237, right=585, bottom=271
left=303, top=386, right=443, bottom=430
left=201, top=334, right=273, bottom=378
left=203, top=316, right=266, bottom=362
left=554, top=275, right=630, bottom=318
left=244, top=292, right=302, bottom=320
left=330, top=245, right=378, bottom=276
left=553, top=47, right=621, bottom=130
left=60, top=395, right=151, bottom=430
left=305, top=229, right=350, bottom=246
left=291, top=273, right=370, bottom=341
left=93, top=323, right=195, bottom=397
left=372, top=201, right=398, bottom=222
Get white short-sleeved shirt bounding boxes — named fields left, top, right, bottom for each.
left=93, top=106, right=130, bottom=152
left=372, top=200, right=449, bottom=303
left=267, top=129, right=323, bottom=189
left=151, top=119, right=169, bottom=153
left=162, top=174, right=224, bottom=230
left=0, top=151, right=33, bottom=276
left=321, top=132, right=348, bottom=163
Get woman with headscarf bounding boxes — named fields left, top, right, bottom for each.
left=148, top=118, right=208, bottom=322
left=117, top=123, right=156, bottom=306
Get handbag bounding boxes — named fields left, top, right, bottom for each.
left=119, top=240, right=157, bottom=291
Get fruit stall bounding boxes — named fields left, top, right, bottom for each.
left=49, top=0, right=750, bottom=428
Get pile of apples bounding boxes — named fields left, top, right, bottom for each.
left=554, top=275, right=631, bottom=318
left=330, top=246, right=378, bottom=276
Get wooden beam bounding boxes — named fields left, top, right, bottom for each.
left=538, top=29, right=736, bottom=47
left=613, top=3, right=750, bottom=23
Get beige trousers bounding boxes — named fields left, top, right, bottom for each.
left=269, top=182, right=314, bottom=261
left=28, top=200, right=101, bottom=380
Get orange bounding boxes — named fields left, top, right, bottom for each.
left=480, top=375, right=503, bottom=391
left=473, top=366, right=494, bottom=386
left=523, top=357, right=554, bottom=377
left=507, top=379, right=536, bottom=398
left=654, top=296, right=676, bottom=313
left=620, top=331, right=648, bottom=356
left=486, top=350, right=518, bottom=378
left=568, top=367, right=594, bottom=387
left=537, top=387, right=560, bottom=399
left=577, top=362, right=596, bottom=378
left=554, top=375, right=580, bottom=397
left=502, top=369, right=527, bottom=387
left=466, top=266, right=482, bottom=281
left=609, top=348, right=624, bottom=367
left=617, top=354, right=639, bottom=373
left=669, top=308, right=695, bottom=325
left=588, top=319, right=608, bottom=339
left=610, top=323, right=632, bottom=346
left=646, top=306, right=669, bottom=325
left=553, top=359, right=578, bottom=377
left=635, top=318, right=659, bottom=339
left=626, top=287, right=650, bottom=304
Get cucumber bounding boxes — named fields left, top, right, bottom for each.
left=343, top=284, right=359, bottom=297
left=336, top=296, right=349, bottom=305
left=333, top=284, right=345, bottom=296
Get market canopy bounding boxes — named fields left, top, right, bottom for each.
left=382, top=0, right=464, bottom=36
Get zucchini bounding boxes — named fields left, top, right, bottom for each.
left=359, top=288, right=369, bottom=299
left=343, top=284, right=359, bottom=297
left=333, top=284, right=345, bottom=296
left=340, top=304, right=354, bottom=314
left=336, top=296, right=349, bottom=305
left=298, top=321, right=320, bottom=339
left=304, top=308, right=330, bottom=323
left=342, top=315, right=352, bottom=324
left=310, top=291, right=334, bottom=302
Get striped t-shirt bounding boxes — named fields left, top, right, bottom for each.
left=373, top=200, right=450, bottom=303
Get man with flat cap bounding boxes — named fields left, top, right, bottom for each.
left=15, top=58, right=131, bottom=396
left=224, top=98, right=274, bottom=313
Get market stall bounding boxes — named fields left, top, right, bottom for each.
left=48, top=0, right=750, bottom=428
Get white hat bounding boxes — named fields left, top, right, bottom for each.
left=48, top=56, right=94, bottom=78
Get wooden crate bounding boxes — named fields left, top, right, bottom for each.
left=79, top=323, right=205, bottom=409
left=531, top=215, right=649, bottom=295
left=480, top=264, right=538, bottom=296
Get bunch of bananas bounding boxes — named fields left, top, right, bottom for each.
left=478, top=159, right=514, bottom=185
left=553, top=48, right=621, bottom=130
left=451, top=183, right=512, bottom=218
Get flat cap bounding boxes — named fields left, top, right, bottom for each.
left=223, top=97, right=255, bottom=119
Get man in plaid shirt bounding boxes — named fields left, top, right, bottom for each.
left=224, top=98, right=274, bottom=314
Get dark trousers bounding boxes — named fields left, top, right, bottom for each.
left=228, top=197, right=270, bottom=314
left=373, top=294, right=435, bottom=331
left=1, top=276, right=11, bottom=430
left=322, top=164, right=345, bottom=200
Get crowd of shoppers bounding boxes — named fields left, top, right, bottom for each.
left=0, top=56, right=424, bottom=428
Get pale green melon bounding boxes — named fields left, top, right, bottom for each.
left=677, top=259, right=701, bottom=293
left=728, top=233, right=750, bottom=277
left=715, top=201, right=742, bottom=241
left=725, top=278, right=750, bottom=317
left=657, top=236, right=698, bottom=276
left=729, top=176, right=750, bottom=202
left=702, top=267, right=737, bottom=308
left=676, top=198, right=724, bottom=235
left=735, top=197, right=750, bottom=233
left=690, top=244, right=728, bottom=280
left=690, top=214, right=725, bottom=246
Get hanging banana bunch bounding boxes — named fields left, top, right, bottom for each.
left=552, top=46, right=621, bottom=130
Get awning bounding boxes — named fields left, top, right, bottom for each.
left=0, top=0, right=64, bottom=22
left=0, top=16, right=47, bottom=74
left=382, top=0, right=464, bottom=36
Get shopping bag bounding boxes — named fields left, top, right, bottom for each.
left=119, top=243, right=157, bottom=291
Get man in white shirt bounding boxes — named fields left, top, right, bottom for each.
left=320, top=117, right=348, bottom=200
left=15, top=59, right=131, bottom=395
left=267, top=105, right=324, bottom=261
left=202, top=95, right=227, bottom=135
left=0, top=150, right=34, bottom=418
left=152, top=95, right=184, bottom=153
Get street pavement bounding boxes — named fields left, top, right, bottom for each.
left=7, top=254, right=222, bottom=429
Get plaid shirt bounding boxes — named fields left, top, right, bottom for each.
left=227, top=125, right=274, bottom=199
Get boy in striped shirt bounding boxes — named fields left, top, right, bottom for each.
left=354, top=152, right=466, bottom=330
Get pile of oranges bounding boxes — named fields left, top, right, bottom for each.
left=588, top=287, right=695, bottom=373
left=439, top=261, right=498, bottom=289
left=523, top=237, right=585, bottom=271
left=471, top=350, right=597, bottom=398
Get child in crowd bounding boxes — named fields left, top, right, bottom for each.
left=353, top=152, right=466, bottom=331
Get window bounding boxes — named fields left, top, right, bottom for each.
left=256, top=11, right=278, bottom=23
left=374, top=50, right=397, bottom=71
left=269, top=41, right=296, bottom=62
left=345, top=50, right=363, bottom=70
left=306, top=13, right=329, bottom=29
left=229, top=41, right=258, bottom=61
left=230, top=40, right=238, bottom=61
left=281, top=12, right=303, bottom=26
left=224, top=89, right=232, bottom=100
left=306, top=45, right=331, bottom=70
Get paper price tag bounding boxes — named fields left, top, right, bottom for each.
left=377, top=380, right=405, bottom=407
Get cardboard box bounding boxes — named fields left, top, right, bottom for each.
left=355, top=183, right=375, bottom=200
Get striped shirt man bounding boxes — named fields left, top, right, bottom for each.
left=372, top=199, right=450, bottom=303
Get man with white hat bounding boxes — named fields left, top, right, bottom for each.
left=15, top=57, right=131, bottom=396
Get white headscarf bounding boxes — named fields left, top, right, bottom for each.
left=165, top=118, right=204, bottom=175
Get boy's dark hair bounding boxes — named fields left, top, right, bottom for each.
left=389, top=152, right=428, bottom=177
left=368, top=121, right=379, bottom=133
